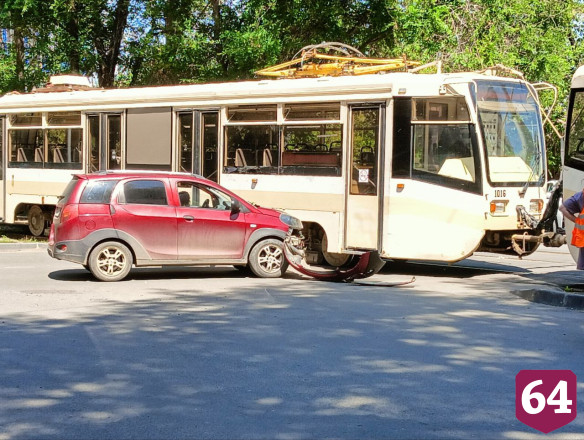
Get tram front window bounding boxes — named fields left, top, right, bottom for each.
left=566, top=90, right=584, bottom=169
left=475, top=80, right=544, bottom=185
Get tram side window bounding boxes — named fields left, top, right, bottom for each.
left=10, top=129, right=43, bottom=163
left=411, top=98, right=477, bottom=184
left=178, top=113, right=193, bottom=173
left=8, top=111, right=83, bottom=169
left=47, top=129, right=82, bottom=165
left=282, top=124, right=342, bottom=176
left=0, top=118, right=3, bottom=180
left=224, top=105, right=278, bottom=174
left=567, top=90, right=584, bottom=170
left=412, top=124, right=475, bottom=182
left=225, top=125, right=279, bottom=174
left=223, top=103, right=343, bottom=176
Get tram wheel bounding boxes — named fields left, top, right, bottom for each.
left=321, top=233, right=351, bottom=267
left=27, top=205, right=46, bottom=236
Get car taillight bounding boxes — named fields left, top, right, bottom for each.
left=48, top=224, right=55, bottom=245
left=61, top=204, right=79, bottom=223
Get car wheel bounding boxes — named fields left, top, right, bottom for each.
left=248, top=238, right=288, bottom=278
left=88, top=241, right=133, bottom=282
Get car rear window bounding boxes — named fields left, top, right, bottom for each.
left=59, top=177, right=80, bottom=203
left=80, top=180, right=119, bottom=204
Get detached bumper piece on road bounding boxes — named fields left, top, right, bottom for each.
left=284, top=236, right=385, bottom=282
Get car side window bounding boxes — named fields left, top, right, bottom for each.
left=121, top=180, right=168, bottom=205
left=80, top=180, right=119, bottom=204
left=177, top=181, right=232, bottom=210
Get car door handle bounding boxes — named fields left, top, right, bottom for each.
left=183, top=215, right=195, bottom=222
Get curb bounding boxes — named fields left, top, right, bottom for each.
left=512, top=288, right=584, bottom=310
left=0, top=242, right=47, bottom=252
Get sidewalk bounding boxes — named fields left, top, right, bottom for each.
left=0, top=242, right=47, bottom=252
left=472, top=246, right=584, bottom=310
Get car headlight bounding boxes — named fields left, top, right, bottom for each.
left=279, top=213, right=303, bottom=230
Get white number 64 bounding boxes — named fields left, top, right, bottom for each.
left=522, top=380, right=572, bottom=415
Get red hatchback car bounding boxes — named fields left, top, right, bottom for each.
left=48, top=172, right=302, bottom=281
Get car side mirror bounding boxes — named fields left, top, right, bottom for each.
left=230, top=199, right=241, bottom=217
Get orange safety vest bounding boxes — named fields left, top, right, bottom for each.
left=572, top=206, right=584, bottom=248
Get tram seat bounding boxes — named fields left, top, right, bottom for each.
left=235, top=148, right=253, bottom=167
left=360, top=148, right=375, bottom=166
left=281, top=151, right=340, bottom=166
left=438, top=157, right=475, bottom=182
left=17, top=148, right=29, bottom=162
left=205, top=150, right=216, bottom=165
left=330, top=141, right=342, bottom=152
left=263, top=148, right=273, bottom=166
left=53, top=148, right=65, bottom=163
left=34, top=147, right=44, bottom=162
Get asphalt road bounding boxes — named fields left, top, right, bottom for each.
left=0, top=246, right=583, bottom=439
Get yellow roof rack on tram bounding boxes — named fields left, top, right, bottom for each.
left=255, top=42, right=422, bottom=78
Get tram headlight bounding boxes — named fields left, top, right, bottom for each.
left=530, top=199, right=544, bottom=213
left=279, top=213, right=303, bottom=230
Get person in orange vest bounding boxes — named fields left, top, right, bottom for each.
left=560, top=189, right=584, bottom=269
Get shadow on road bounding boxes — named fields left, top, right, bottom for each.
left=2, top=278, right=583, bottom=440
left=48, top=266, right=308, bottom=282
left=381, top=259, right=529, bottom=278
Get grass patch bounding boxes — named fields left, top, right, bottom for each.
left=0, top=235, right=17, bottom=243
left=0, top=234, right=43, bottom=243
left=0, top=224, right=47, bottom=243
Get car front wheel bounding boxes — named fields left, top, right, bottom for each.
left=88, top=241, right=133, bottom=282
left=248, top=238, right=288, bottom=278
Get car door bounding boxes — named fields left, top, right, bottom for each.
left=111, top=178, right=178, bottom=260
left=175, top=180, right=247, bottom=259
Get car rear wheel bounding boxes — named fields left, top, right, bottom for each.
left=248, top=238, right=288, bottom=278
left=88, top=241, right=133, bottom=282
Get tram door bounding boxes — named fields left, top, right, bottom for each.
left=178, top=111, right=219, bottom=182
left=0, top=117, right=4, bottom=222
left=345, top=105, right=384, bottom=249
left=87, top=113, right=122, bottom=171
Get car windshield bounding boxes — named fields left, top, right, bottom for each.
left=475, top=80, right=544, bottom=185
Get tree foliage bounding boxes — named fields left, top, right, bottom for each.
left=0, top=0, right=583, bottom=175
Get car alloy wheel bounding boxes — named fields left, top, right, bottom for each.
left=88, top=241, right=133, bottom=282
left=249, top=238, right=288, bottom=278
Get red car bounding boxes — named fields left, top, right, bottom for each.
left=48, top=172, right=302, bottom=281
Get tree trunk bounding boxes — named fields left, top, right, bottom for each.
left=210, top=0, right=228, bottom=75
left=13, top=27, right=25, bottom=91
left=65, top=11, right=81, bottom=74
left=97, top=0, right=131, bottom=87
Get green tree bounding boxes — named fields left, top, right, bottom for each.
left=1, top=0, right=583, bottom=175
left=0, top=0, right=53, bottom=91
left=1, top=0, right=133, bottom=90
left=393, top=0, right=584, bottom=176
